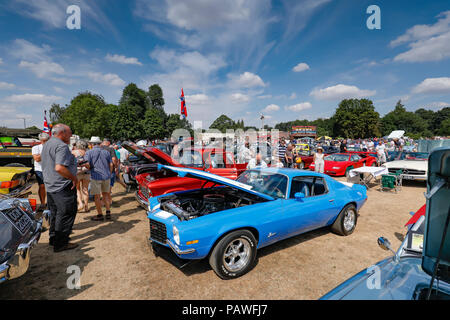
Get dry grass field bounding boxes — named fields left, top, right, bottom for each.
left=0, top=177, right=427, bottom=300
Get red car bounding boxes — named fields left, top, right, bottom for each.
left=309, top=153, right=377, bottom=177
left=135, top=147, right=247, bottom=208
left=294, top=149, right=315, bottom=169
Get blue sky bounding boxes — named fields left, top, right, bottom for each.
left=0, top=0, right=449, bottom=129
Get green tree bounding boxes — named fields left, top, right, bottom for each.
left=431, top=107, right=450, bottom=135
left=166, top=114, right=193, bottom=138
left=119, top=83, right=150, bottom=119
left=438, top=118, right=450, bottom=136
left=48, top=103, right=66, bottom=124
left=62, top=92, right=111, bottom=138
left=209, top=115, right=236, bottom=133
left=109, top=104, right=143, bottom=141
left=148, top=84, right=165, bottom=110
left=380, top=101, right=429, bottom=137
left=142, top=107, right=166, bottom=140
left=331, top=99, right=380, bottom=138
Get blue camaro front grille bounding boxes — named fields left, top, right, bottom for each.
left=149, top=219, right=167, bottom=243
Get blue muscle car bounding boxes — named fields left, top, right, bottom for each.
left=147, top=165, right=367, bottom=279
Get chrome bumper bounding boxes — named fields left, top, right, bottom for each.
left=0, top=225, right=41, bottom=283
left=135, top=191, right=148, bottom=210
left=166, top=239, right=196, bottom=255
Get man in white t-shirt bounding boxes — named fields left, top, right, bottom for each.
left=247, top=153, right=268, bottom=170
left=376, top=141, right=387, bottom=164
left=118, top=145, right=129, bottom=164
left=31, top=132, right=50, bottom=208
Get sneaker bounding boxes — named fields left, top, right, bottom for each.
left=54, top=242, right=78, bottom=253
left=91, top=214, right=104, bottom=221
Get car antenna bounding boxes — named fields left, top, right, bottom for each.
left=426, top=204, right=450, bottom=300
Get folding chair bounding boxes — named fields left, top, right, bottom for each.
left=388, top=169, right=403, bottom=190
left=380, top=174, right=399, bottom=193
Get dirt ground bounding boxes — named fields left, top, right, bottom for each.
left=0, top=177, right=427, bottom=300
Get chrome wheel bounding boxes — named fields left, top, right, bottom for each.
left=343, top=208, right=356, bottom=231
left=223, top=238, right=251, bottom=273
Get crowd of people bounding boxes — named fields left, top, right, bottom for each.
left=31, top=124, right=131, bottom=253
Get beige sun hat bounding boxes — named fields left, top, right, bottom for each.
left=89, top=136, right=102, bottom=144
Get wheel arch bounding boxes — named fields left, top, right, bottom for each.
left=207, top=226, right=260, bottom=258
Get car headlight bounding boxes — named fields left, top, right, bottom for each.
left=332, top=166, right=341, bottom=170
left=173, top=226, right=180, bottom=245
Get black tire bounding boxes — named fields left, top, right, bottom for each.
left=331, top=204, right=357, bottom=236
left=4, top=163, right=26, bottom=167
left=209, top=230, right=257, bottom=280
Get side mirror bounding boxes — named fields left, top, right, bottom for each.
left=294, top=192, right=305, bottom=201
left=377, top=237, right=391, bottom=251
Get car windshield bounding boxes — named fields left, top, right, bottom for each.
left=346, top=146, right=360, bottom=151
left=398, top=152, right=428, bottom=161
left=177, top=150, right=203, bottom=168
left=297, top=150, right=311, bottom=156
left=237, top=170, right=288, bottom=199
left=324, top=154, right=349, bottom=162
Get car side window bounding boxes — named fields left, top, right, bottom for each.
left=290, top=177, right=314, bottom=198
left=351, top=155, right=360, bottom=161
left=312, top=177, right=328, bottom=196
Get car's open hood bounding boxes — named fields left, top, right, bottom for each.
left=157, top=164, right=275, bottom=201
left=122, top=142, right=179, bottom=166
left=422, top=147, right=450, bottom=284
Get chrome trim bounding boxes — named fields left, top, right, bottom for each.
left=166, top=239, right=196, bottom=255
left=0, top=224, right=41, bottom=283
left=135, top=190, right=148, bottom=210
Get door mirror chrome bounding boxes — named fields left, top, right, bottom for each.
left=294, top=192, right=305, bottom=201
left=377, top=237, right=392, bottom=251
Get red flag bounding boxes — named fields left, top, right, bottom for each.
left=43, top=110, right=51, bottom=135
left=180, top=88, right=187, bottom=118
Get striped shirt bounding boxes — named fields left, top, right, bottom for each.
left=278, top=144, right=286, bottom=159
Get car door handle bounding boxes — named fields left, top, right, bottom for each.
left=329, top=199, right=335, bottom=202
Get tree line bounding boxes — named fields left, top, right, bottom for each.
left=49, top=83, right=192, bottom=141
left=273, top=99, right=450, bottom=139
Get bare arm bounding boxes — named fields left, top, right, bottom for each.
left=33, top=154, right=41, bottom=162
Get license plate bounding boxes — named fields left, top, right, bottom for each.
left=3, top=208, right=33, bottom=234
left=402, top=175, right=415, bottom=180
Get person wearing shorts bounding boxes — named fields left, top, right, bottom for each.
left=32, top=132, right=50, bottom=209
left=84, top=137, right=113, bottom=221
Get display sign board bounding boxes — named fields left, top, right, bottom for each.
left=291, top=126, right=317, bottom=137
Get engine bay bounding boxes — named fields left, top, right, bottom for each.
left=158, top=187, right=267, bottom=221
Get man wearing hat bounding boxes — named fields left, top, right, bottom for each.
left=84, top=136, right=113, bottom=220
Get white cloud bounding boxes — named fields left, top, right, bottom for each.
left=289, top=92, right=297, bottom=99
left=0, top=58, right=3, bottom=64
left=228, top=72, right=266, bottom=88
left=257, top=94, right=272, bottom=99
left=185, top=94, right=210, bottom=105
left=412, top=77, right=450, bottom=95
left=292, top=62, right=310, bottom=72
left=285, top=102, right=312, bottom=112
left=0, top=82, right=16, bottom=90
left=150, top=48, right=225, bottom=76
left=391, top=11, right=450, bottom=62
left=88, top=72, right=126, bottom=87
left=230, top=93, right=250, bottom=103
left=262, top=104, right=280, bottom=112
left=106, top=54, right=143, bottom=66
left=310, top=84, right=376, bottom=101
left=425, top=101, right=450, bottom=109
left=4, top=93, right=63, bottom=104
left=11, top=39, right=51, bottom=62
left=19, top=60, right=65, bottom=78
left=7, top=0, right=119, bottom=37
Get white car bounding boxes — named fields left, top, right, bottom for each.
left=382, top=151, right=429, bottom=181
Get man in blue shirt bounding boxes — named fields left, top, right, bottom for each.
left=84, top=137, right=113, bottom=221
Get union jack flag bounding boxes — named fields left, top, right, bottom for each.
left=180, top=88, right=187, bottom=118
left=43, top=110, right=51, bottom=135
